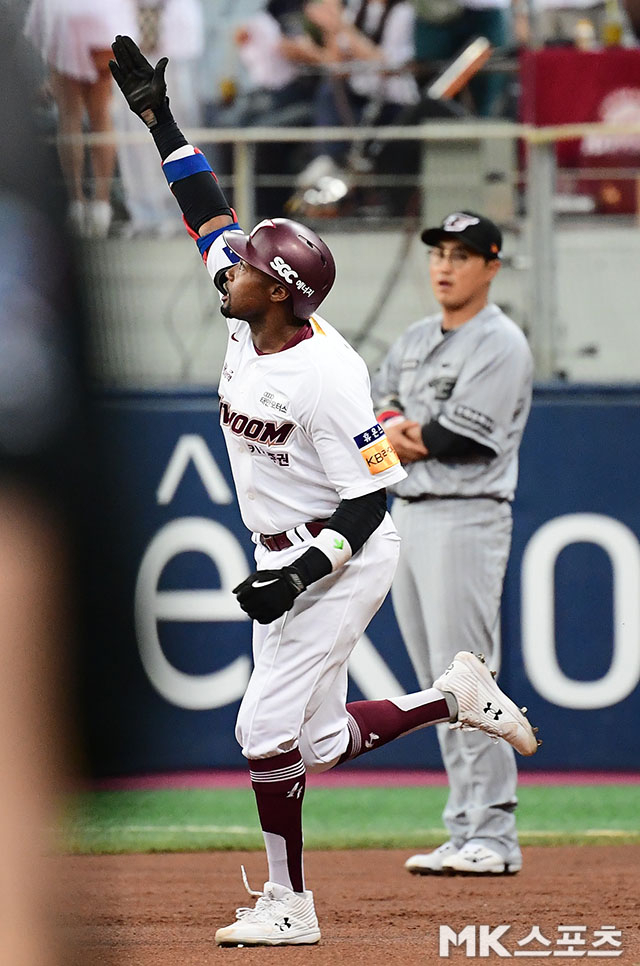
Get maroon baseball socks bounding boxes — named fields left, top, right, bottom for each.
left=249, top=689, right=455, bottom=893
left=340, top=688, right=455, bottom=762
left=249, top=749, right=306, bottom=893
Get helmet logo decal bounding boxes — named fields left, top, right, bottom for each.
left=270, top=255, right=299, bottom=285
left=442, top=213, right=480, bottom=232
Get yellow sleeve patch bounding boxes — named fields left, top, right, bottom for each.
left=361, top=438, right=401, bottom=475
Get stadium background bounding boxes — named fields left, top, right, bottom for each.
left=76, top=119, right=640, bottom=779
left=3, top=3, right=639, bottom=962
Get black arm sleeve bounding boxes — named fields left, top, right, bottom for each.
left=170, top=171, right=232, bottom=233
left=149, top=101, right=188, bottom=160
left=149, top=102, right=232, bottom=230
left=291, top=488, right=388, bottom=587
left=421, top=419, right=496, bottom=460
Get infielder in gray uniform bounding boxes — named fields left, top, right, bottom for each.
left=373, top=211, right=534, bottom=875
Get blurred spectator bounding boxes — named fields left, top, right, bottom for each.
left=232, top=0, right=331, bottom=126
left=414, top=0, right=510, bottom=116
left=226, top=1, right=344, bottom=215
left=199, top=0, right=264, bottom=127
left=519, top=0, right=635, bottom=46
left=23, top=0, right=137, bottom=237
left=300, top=0, right=420, bottom=179
left=520, top=0, right=605, bottom=44
left=112, top=0, right=205, bottom=237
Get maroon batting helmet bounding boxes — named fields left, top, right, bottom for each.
left=223, top=218, right=336, bottom=319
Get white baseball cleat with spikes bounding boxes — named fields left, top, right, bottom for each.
left=405, top=840, right=461, bottom=875
left=434, top=651, right=541, bottom=756
left=215, top=869, right=321, bottom=947
left=441, top=841, right=523, bottom=875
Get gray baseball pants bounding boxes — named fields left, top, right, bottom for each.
left=391, top=496, right=520, bottom=860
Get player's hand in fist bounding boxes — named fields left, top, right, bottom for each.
left=109, top=35, right=169, bottom=128
left=384, top=419, right=428, bottom=464
left=233, top=567, right=307, bottom=624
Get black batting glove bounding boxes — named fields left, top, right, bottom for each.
left=233, top=567, right=307, bottom=624
left=109, top=35, right=169, bottom=128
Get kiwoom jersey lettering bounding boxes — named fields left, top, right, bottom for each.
left=202, top=226, right=406, bottom=535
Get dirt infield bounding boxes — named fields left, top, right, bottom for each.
left=62, top=846, right=639, bottom=965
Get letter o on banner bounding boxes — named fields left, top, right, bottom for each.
left=522, top=513, right=640, bottom=709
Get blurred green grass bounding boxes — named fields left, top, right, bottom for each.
left=63, top=784, right=640, bottom=854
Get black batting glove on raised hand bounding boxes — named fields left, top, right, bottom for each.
left=233, top=567, right=307, bottom=624
left=109, top=34, right=169, bottom=128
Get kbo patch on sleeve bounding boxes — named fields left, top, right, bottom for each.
left=354, top=423, right=401, bottom=475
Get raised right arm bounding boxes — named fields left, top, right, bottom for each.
left=109, top=35, right=234, bottom=241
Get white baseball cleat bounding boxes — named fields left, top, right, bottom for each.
left=405, top=840, right=460, bottom=875
left=441, top=842, right=522, bottom=875
left=215, top=875, right=321, bottom=947
left=433, top=651, right=541, bottom=756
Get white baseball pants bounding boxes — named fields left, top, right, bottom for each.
left=235, top=514, right=400, bottom=767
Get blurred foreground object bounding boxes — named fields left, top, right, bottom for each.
left=0, top=496, right=72, bottom=966
left=0, top=6, right=91, bottom=964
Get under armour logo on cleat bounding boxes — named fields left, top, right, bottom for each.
left=483, top=702, right=503, bottom=721
left=364, top=732, right=380, bottom=749
left=277, top=917, right=292, bottom=931
left=286, top=781, right=303, bottom=799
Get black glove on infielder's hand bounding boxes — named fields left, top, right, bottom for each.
left=109, top=35, right=169, bottom=128
left=233, top=567, right=306, bottom=624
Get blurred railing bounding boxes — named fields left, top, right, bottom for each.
left=74, top=120, right=640, bottom=386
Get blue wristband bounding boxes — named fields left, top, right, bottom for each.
left=163, top=152, right=212, bottom=185
left=197, top=221, right=241, bottom=258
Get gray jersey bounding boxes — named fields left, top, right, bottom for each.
left=372, top=304, right=533, bottom=501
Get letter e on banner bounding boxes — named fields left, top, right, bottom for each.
left=135, top=517, right=251, bottom=709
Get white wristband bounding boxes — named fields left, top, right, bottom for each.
left=312, top=528, right=353, bottom=572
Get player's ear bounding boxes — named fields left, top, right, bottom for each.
left=269, top=282, right=290, bottom=306
left=487, top=257, right=501, bottom=281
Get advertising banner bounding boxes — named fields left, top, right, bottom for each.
left=84, top=388, right=640, bottom=774
left=520, top=47, right=640, bottom=213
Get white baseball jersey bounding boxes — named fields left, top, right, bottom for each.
left=372, top=304, right=533, bottom=501
left=203, top=225, right=407, bottom=536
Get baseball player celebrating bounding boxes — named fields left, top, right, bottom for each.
left=372, top=212, right=534, bottom=876
left=109, top=39, right=539, bottom=946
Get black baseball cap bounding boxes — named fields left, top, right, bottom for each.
left=421, top=211, right=502, bottom=260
